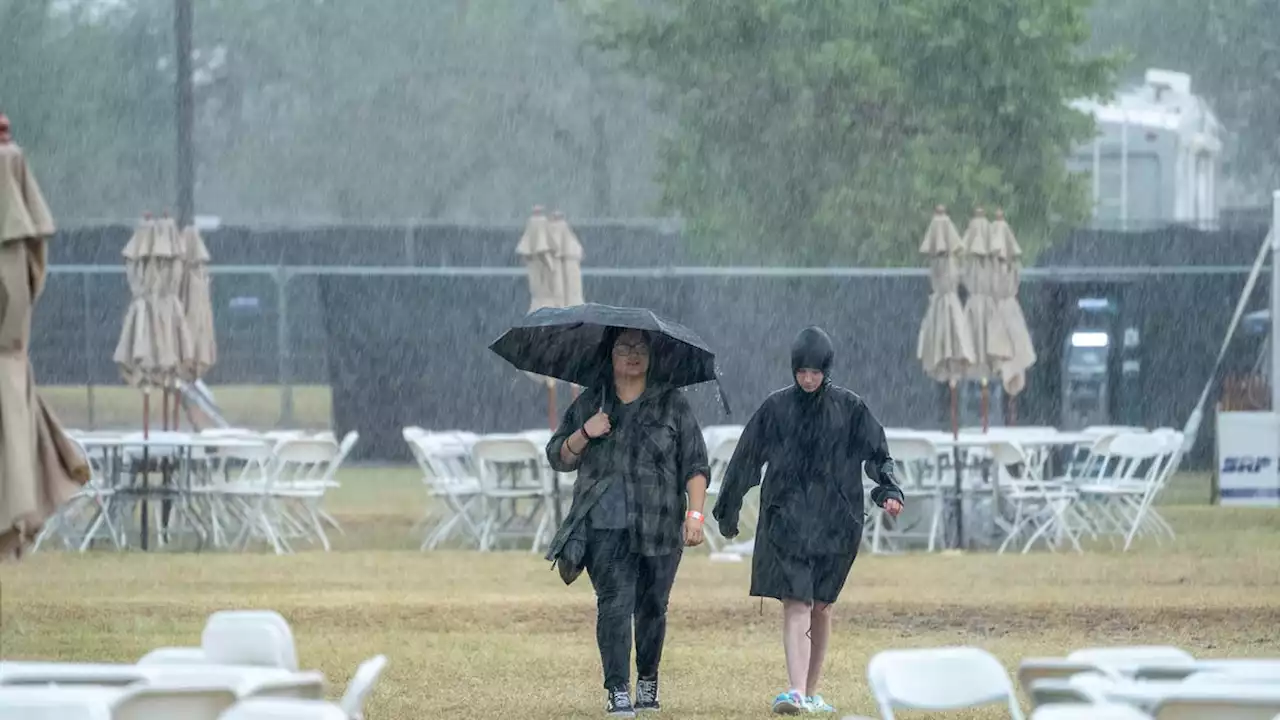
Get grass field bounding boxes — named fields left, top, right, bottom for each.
left=3, top=467, right=1279, bottom=719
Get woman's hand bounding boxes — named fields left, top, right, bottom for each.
left=883, top=498, right=903, bottom=518
left=684, top=511, right=705, bottom=547
left=583, top=408, right=612, bottom=439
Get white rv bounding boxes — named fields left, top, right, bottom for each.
left=1068, top=69, right=1224, bottom=230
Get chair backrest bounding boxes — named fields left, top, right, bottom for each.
left=217, top=698, right=348, bottom=720
left=271, top=439, right=339, bottom=484
left=1066, top=645, right=1195, bottom=671
left=318, top=431, right=359, bottom=483
left=137, top=647, right=207, bottom=666
left=201, top=611, right=299, bottom=671
left=241, top=672, right=327, bottom=701
left=339, top=655, right=388, bottom=720
left=886, top=437, right=941, bottom=490
left=112, top=682, right=238, bottom=720
left=471, top=436, right=545, bottom=492
left=1032, top=703, right=1152, bottom=720
left=867, top=646, right=1025, bottom=719
left=0, top=686, right=118, bottom=720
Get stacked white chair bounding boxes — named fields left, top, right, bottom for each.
left=989, top=440, right=1082, bottom=554
left=701, top=434, right=741, bottom=552
left=407, top=430, right=483, bottom=550
left=1072, top=432, right=1171, bottom=549
left=875, top=436, right=946, bottom=553
left=32, top=434, right=123, bottom=553
left=867, top=646, right=1025, bottom=719
left=471, top=435, right=554, bottom=552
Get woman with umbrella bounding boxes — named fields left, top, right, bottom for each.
left=491, top=306, right=718, bottom=717
left=712, top=326, right=904, bottom=715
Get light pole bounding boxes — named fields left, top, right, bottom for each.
left=175, top=0, right=194, bottom=227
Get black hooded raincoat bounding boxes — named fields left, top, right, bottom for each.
left=712, top=327, right=904, bottom=604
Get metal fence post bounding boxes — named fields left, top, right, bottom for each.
left=277, top=266, right=294, bottom=427
left=83, top=271, right=96, bottom=429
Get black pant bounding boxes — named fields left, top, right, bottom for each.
left=584, top=529, right=682, bottom=690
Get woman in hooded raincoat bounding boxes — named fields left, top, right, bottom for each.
left=712, top=326, right=904, bottom=715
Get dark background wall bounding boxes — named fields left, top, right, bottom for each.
left=32, top=222, right=1272, bottom=465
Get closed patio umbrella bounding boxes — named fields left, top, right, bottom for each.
left=961, top=208, right=1012, bottom=432
left=547, top=210, right=584, bottom=308
left=179, top=225, right=216, bottom=382
left=0, top=130, right=90, bottom=559
left=917, top=206, right=975, bottom=436
left=516, top=206, right=563, bottom=427
left=989, top=209, right=1036, bottom=423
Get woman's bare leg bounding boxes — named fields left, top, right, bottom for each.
left=782, top=599, right=813, bottom=694
left=806, top=603, right=833, bottom=696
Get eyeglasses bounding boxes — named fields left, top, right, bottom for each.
left=613, top=343, right=650, bottom=358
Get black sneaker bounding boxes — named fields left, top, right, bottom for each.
left=635, top=677, right=660, bottom=712
left=606, top=686, right=636, bottom=718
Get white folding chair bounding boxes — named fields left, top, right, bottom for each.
left=31, top=435, right=123, bottom=554
left=989, top=441, right=1082, bottom=554
left=1067, top=646, right=1196, bottom=675
left=201, top=610, right=299, bottom=671
left=217, top=698, right=348, bottom=720
left=339, top=655, right=387, bottom=720
left=138, top=647, right=208, bottom=666
left=266, top=438, right=341, bottom=552
left=1152, top=686, right=1280, bottom=720
left=410, top=434, right=483, bottom=550
left=1123, top=430, right=1182, bottom=551
left=112, top=680, right=239, bottom=720
left=1033, top=703, right=1152, bottom=720
left=472, top=435, right=554, bottom=552
left=1073, top=432, right=1168, bottom=549
left=875, top=436, right=946, bottom=553
left=196, top=439, right=278, bottom=551
left=867, top=646, right=1025, bottom=719
left=702, top=435, right=742, bottom=551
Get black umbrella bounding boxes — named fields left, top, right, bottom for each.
left=489, top=303, right=731, bottom=414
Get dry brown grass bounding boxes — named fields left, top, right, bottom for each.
left=40, top=384, right=333, bottom=431
left=3, top=469, right=1280, bottom=719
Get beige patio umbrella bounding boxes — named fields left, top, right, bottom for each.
left=916, top=206, right=975, bottom=437
left=547, top=210, right=584, bottom=308
left=175, top=225, right=215, bottom=429
left=0, top=133, right=90, bottom=560
left=179, top=226, right=216, bottom=381
left=515, top=206, right=562, bottom=427
left=960, top=208, right=1012, bottom=432
left=989, top=209, right=1037, bottom=423
left=113, top=216, right=194, bottom=433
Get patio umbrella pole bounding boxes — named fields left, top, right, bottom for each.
left=980, top=378, right=989, bottom=433
left=141, top=388, right=151, bottom=550
left=950, top=379, right=965, bottom=549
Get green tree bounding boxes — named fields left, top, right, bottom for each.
left=1089, top=0, right=1280, bottom=196
left=576, top=0, right=1118, bottom=265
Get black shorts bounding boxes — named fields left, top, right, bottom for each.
left=749, top=542, right=859, bottom=606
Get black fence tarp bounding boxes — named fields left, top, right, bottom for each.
left=32, top=221, right=1273, bottom=465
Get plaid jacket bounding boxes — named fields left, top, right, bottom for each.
left=546, top=385, right=710, bottom=559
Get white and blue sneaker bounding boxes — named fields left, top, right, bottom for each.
left=606, top=686, right=636, bottom=718
left=805, top=695, right=836, bottom=714
left=772, top=690, right=807, bottom=715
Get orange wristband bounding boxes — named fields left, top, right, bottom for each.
left=687, top=510, right=704, bottom=524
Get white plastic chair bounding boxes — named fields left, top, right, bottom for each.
left=989, top=441, right=1082, bottom=554
left=702, top=435, right=742, bottom=552
left=1033, top=703, right=1152, bottom=720
left=1151, top=685, right=1280, bottom=720
left=217, top=698, right=348, bottom=720
left=471, top=435, right=554, bottom=552
left=1066, top=646, right=1196, bottom=674
left=138, top=647, right=208, bottom=666
left=0, top=686, right=120, bottom=720
left=201, top=611, right=299, bottom=671
left=867, top=646, right=1025, bottom=719
left=876, top=436, right=946, bottom=553
left=339, top=655, right=387, bottom=720
left=260, top=438, right=340, bottom=552
left=409, top=433, right=482, bottom=550
left=113, top=680, right=239, bottom=720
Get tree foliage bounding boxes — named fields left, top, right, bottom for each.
left=577, top=0, right=1120, bottom=265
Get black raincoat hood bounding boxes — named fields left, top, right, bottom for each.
left=791, top=327, right=834, bottom=394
